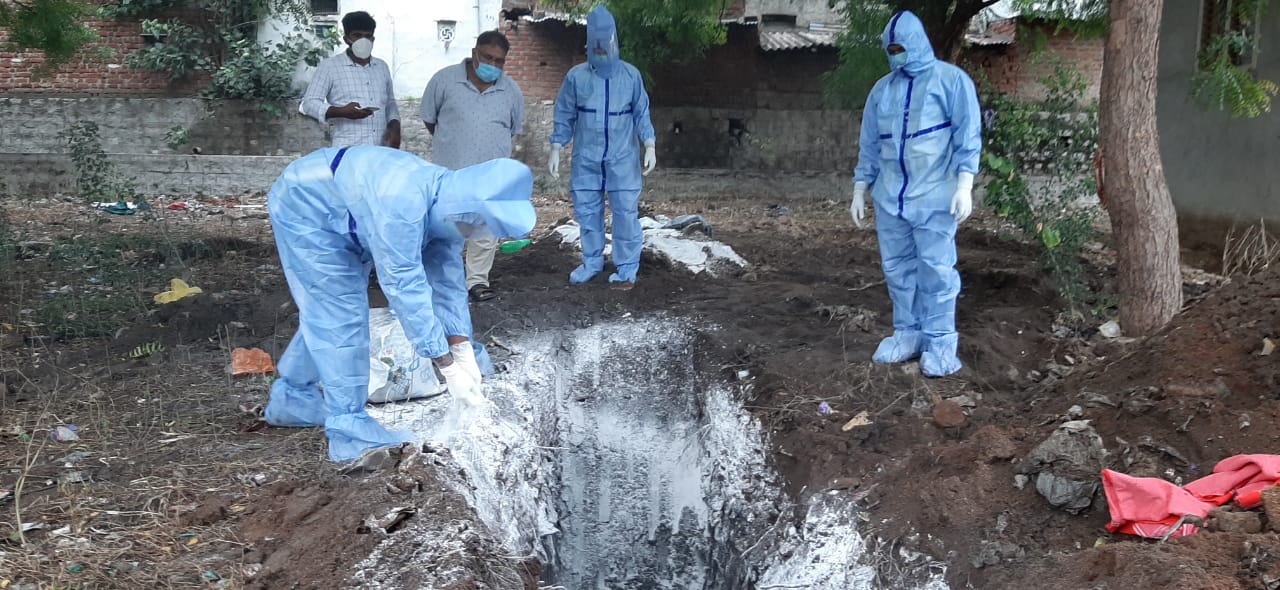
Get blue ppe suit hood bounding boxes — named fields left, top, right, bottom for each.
left=429, top=157, right=537, bottom=240
left=852, top=10, right=983, bottom=378
left=882, top=10, right=936, bottom=77
left=586, top=5, right=621, bottom=79
left=263, top=146, right=535, bottom=461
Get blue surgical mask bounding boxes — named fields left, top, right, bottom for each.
left=475, top=62, right=501, bottom=84
left=888, top=52, right=909, bottom=70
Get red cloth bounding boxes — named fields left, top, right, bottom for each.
left=1102, top=454, right=1280, bottom=539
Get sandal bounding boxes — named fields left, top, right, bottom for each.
left=468, top=284, right=496, bottom=302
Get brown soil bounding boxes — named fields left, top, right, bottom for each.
left=2, top=193, right=1277, bottom=589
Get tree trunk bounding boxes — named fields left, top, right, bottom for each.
left=1099, top=0, right=1182, bottom=336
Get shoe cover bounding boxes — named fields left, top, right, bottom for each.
left=872, top=330, right=924, bottom=364
left=608, top=270, right=637, bottom=284
left=569, top=263, right=601, bottom=284
left=920, top=333, right=962, bottom=377
left=324, top=412, right=415, bottom=463
left=264, top=380, right=327, bottom=427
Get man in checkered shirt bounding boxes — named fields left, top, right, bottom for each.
left=299, top=11, right=401, bottom=149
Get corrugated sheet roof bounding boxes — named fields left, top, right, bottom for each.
left=965, top=31, right=1016, bottom=46
left=758, top=29, right=838, bottom=52
left=520, top=12, right=584, bottom=24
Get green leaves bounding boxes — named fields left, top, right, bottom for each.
left=1189, top=0, right=1277, bottom=118
left=1039, top=226, right=1062, bottom=249
left=0, top=0, right=99, bottom=74
left=980, top=59, right=1101, bottom=310
left=1191, top=30, right=1278, bottom=117
left=542, top=0, right=729, bottom=88
left=822, top=2, right=893, bottom=110
left=60, top=122, right=138, bottom=203
left=112, top=0, right=335, bottom=108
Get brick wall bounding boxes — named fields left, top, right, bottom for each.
left=963, top=22, right=1104, bottom=102
left=502, top=20, right=585, bottom=102
left=503, top=21, right=838, bottom=110
left=498, top=19, right=850, bottom=171
left=0, top=11, right=193, bottom=95
left=651, top=24, right=836, bottom=110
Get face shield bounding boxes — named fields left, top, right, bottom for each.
left=586, top=6, right=620, bottom=78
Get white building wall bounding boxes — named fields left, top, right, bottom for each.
left=743, top=0, right=842, bottom=27
left=261, top=0, right=503, bottom=100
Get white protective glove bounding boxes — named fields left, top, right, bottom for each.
left=438, top=362, right=484, bottom=407
left=952, top=172, right=974, bottom=224
left=642, top=140, right=656, bottom=176
left=548, top=143, right=562, bottom=179
left=850, top=181, right=868, bottom=228
left=449, top=340, right=482, bottom=385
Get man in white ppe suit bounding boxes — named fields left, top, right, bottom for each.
left=264, top=145, right=536, bottom=461
left=850, top=10, right=982, bottom=377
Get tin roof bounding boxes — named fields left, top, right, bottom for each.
left=758, top=28, right=839, bottom=51
left=520, top=12, right=584, bottom=24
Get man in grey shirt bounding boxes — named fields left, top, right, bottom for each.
left=420, top=30, right=525, bottom=302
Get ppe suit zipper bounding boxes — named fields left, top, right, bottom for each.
left=328, top=146, right=362, bottom=251
left=896, top=78, right=914, bottom=215
left=601, top=78, right=610, bottom=191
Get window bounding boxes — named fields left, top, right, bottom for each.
left=309, top=0, right=339, bottom=42
left=1198, top=0, right=1261, bottom=69
left=310, top=0, right=339, bottom=15
left=760, top=13, right=797, bottom=29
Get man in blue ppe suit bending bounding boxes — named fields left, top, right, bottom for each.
left=548, top=5, right=657, bottom=290
left=850, top=10, right=981, bottom=378
left=264, top=145, right=536, bottom=461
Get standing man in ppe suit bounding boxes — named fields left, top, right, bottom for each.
left=850, top=10, right=981, bottom=378
left=548, top=5, right=657, bottom=290
left=264, top=145, right=536, bottom=462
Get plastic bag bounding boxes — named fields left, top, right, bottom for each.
left=368, top=308, right=448, bottom=403
left=154, top=278, right=203, bottom=304
left=230, top=347, right=275, bottom=376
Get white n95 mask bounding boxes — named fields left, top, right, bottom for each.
left=351, top=38, right=374, bottom=60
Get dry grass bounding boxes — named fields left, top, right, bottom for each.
left=0, top=197, right=325, bottom=589
left=1223, top=219, right=1280, bottom=278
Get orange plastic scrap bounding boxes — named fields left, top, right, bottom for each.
left=230, top=347, right=276, bottom=376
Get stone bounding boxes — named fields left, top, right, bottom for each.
left=1164, top=383, right=1215, bottom=399
left=829, top=477, right=860, bottom=490
left=1260, top=486, right=1280, bottom=532
left=1019, top=420, right=1107, bottom=514
left=1209, top=507, right=1262, bottom=534
left=970, top=540, right=1025, bottom=569
left=932, top=399, right=967, bottom=429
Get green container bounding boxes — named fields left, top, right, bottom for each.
left=499, top=239, right=532, bottom=254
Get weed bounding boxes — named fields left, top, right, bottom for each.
left=980, top=58, right=1103, bottom=314
left=164, top=125, right=192, bottom=152
left=60, top=121, right=140, bottom=205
